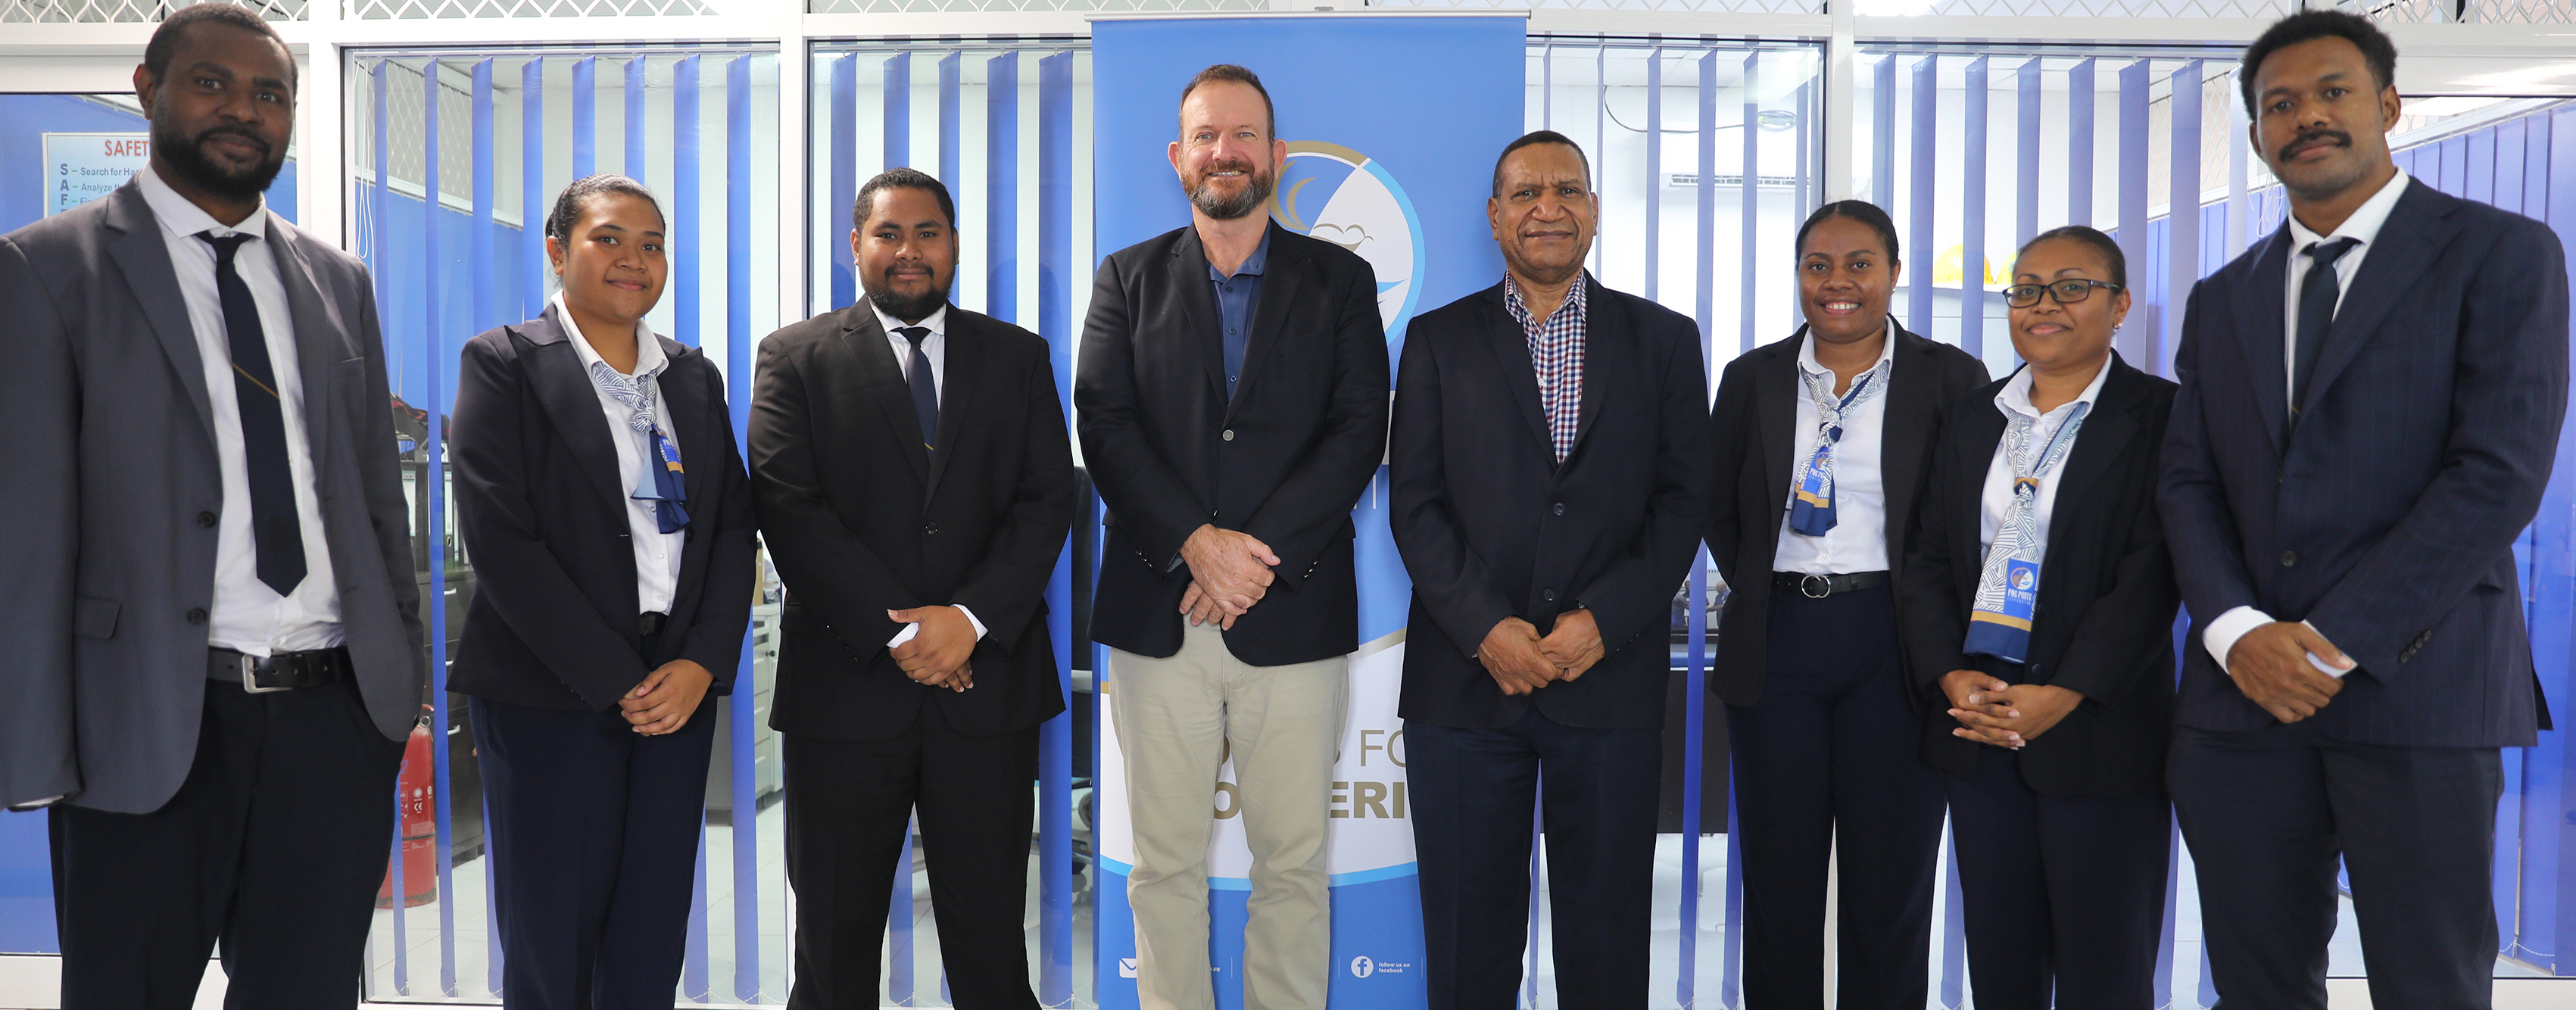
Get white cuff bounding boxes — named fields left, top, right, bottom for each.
left=885, top=605, right=989, bottom=648
left=2202, top=606, right=2273, bottom=672
left=2203, top=608, right=2351, bottom=678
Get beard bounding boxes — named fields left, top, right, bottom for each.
left=1186, top=158, right=1275, bottom=221
left=865, top=278, right=948, bottom=324
left=152, top=114, right=284, bottom=201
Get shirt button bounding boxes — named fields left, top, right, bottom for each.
left=197, top=511, right=217, bottom=528
left=186, top=607, right=207, bottom=625
left=1221, top=429, right=1235, bottom=441
left=2280, top=551, right=2298, bottom=567
left=1552, top=502, right=1565, bottom=516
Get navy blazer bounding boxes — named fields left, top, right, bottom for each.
left=449, top=304, right=759, bottom=712
left=2159, top=178, right=2568, bottom=747
left=1705, top=323, right=1991, bottom=707
left=1389, top=276, right=1712, bottom=731
left=1076, top=222, right=1390, bottom=666
left=1901, top=356, right=2178, bottom=796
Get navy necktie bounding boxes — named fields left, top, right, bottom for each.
left=2292, top=236, right=2360, bottom=422
left=893, top=326, right=939, bottom=452
left=200, top=232, right=306, bottom=598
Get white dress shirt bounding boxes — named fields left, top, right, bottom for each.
left=554, top=291, right=683, bottom=616
left=1977, top=357, right=2113, bottom=566
left=2199, top=170, right=2412, bottom=678
left=869, top=301, right=986, bottom=647
left=136, top=167, right=342, bottom=657
left=1774, top=326, right=1898, bottom=575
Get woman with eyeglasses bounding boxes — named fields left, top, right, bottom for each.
left=448, top=174, right=758, bottom=1008
left=1896, top=225, right=2179, bottom=1009
left=1706, top=200, right=1990, bottom=1008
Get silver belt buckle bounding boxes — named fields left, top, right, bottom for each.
left=1801, top=573, right=1832, bottom=599
left=236, top=653, right=292, bottom=694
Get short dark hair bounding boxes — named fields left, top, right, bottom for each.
left=144, top=2, right=294, bottom=90
left=2017, top=224, right=2127, bottom=290
left=2239, top=11, right=2398, bottom=118
left=1489, top=130, right=1592, bottom=198
left=1795, top=200, right=1901, bottom=265
left=852, top=167, right=957, bottom=233
left=545, top=173, right=663, bottom=241
left=1178, top=64, right=1276, bottom=142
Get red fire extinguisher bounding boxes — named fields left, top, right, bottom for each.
left=377, top=709, right=438, bottom=909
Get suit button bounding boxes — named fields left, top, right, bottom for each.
left=2280, top=551, right=2298, bottom=567
left=196, top=511, right=217, bottom=528
left=1541, top=588, right=1556, bottom=602
left=1552, top=502, right=1565, bottom=516
left=925, top=522, right=940, bottom=535
left=186, top=607, right=207, bottom=625
left=1222, top=429, right=1236, bottom=441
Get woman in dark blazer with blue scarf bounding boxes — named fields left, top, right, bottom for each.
left=448, top=174, right=757, bottom=1009
left=1707, top=200, right=1989, bottom=1009
left=1898, top=226, right=2179, bottom=1010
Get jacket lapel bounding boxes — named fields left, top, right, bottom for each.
left=104, top=184, right=215, bottom=441
left=2235, top=225, right=2294, bottom=450
left=1879, top=326, right=1939, bottom=553
left=523, top=305, right=628, bottom=513
left=1948, top=378, right=2010, bottom=582
left=654, top=337, right=714, bottom=513
left=267, top=218, right=343, bottom=491
left=1483, top=284, right=1554, bottom=453
left=837, top=307, right=931, bottom=482
left=2041, top=357, right=2143, bottom=549
left=2302, top=179, right=2450, bottom=416
left=1227, top=228, right=1299, bottom=424
left=924, top=307, right=981, bottom=505
left=1565, top=276, right=1614, bottom=461
left=1754, top=332, right=1801, bottom=513
left=1170, top=227, right=1229, bottom=404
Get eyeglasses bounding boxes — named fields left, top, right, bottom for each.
left=2002, top=278, right=2124, bottom=308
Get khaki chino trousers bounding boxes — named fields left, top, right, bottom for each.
left=1110, top=622, right=1347, bottom=1010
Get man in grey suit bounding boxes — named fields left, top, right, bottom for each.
left=0, top=5, right=425, bottom=1007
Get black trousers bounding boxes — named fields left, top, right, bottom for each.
left=2171, top=721, right=2503, bottom=1010
left=781, top=703, right=1041, bottom=1010
left=51, top=678, right=404, bottom=1010
left=471, top=693, right=716, bottom=1010
left=1725, top=584, right=1948, bottom=1010
left=1406, top=706, right=1661, bottom=1010
left=1946, top=743, right=2170, bottom=1010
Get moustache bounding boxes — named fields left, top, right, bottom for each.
left=2278, top=129, right=2351, bottom=162
left=195, top=126, right=273, bottom=157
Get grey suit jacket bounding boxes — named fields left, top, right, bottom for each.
left=0, top=179, right=425, bottom=814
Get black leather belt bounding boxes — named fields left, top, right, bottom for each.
left=208, top=646, right=350, bottom=694
left=1772, top=570, right=1890, bottom=599
left=639, top=611, right=668, bottom=637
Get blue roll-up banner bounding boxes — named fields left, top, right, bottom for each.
left=1090, top=15, right=1522, bottom=1010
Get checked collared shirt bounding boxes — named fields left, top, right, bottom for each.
left=1503, top=273, right=1589, bottom=465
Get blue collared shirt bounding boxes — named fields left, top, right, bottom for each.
left=1210, top=228, right=1271, bottom=398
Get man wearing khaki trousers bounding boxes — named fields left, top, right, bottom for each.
left=1074, top=64, right=1389, bottom=1010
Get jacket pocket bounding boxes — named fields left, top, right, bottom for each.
left=73, top=597, right=120, bottom=639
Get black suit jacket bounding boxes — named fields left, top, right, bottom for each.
left=1076, top=222, right=1390, bottom=666
left=1706, top=323, right=1991, bottom=707
left=2160, top=178, right=2567, bottom=747
left=1389, top=277, right=1711, bottom=731
left=750, top=303, right=1075, bottom=741
left=1900, top=357, right=2178, bottom=796
left=449, top=304, right=759, bottom=712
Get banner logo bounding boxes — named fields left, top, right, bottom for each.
left=1350, top=956, right=1376, bottom=978
left=1271, top=142, right=1427, bottom=341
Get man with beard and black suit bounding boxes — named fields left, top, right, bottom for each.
left=0, top=5, right=426, bottom=1006
left=750, top=167, right=1077, bottom=1010
left=1076, top=64, right=1389, bottom=1010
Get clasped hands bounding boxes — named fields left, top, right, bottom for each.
left=1939, top=669, right=2082, bottom=749
left=1477, top=609, right=1605, bottom=696
left=889, top=605, right=977, bottom=692
left=2223, top=620, right=2353, bottom=724
left=1177, top=524, right=1280, bottom=630
left=621, top=659, right=713, bottom=735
